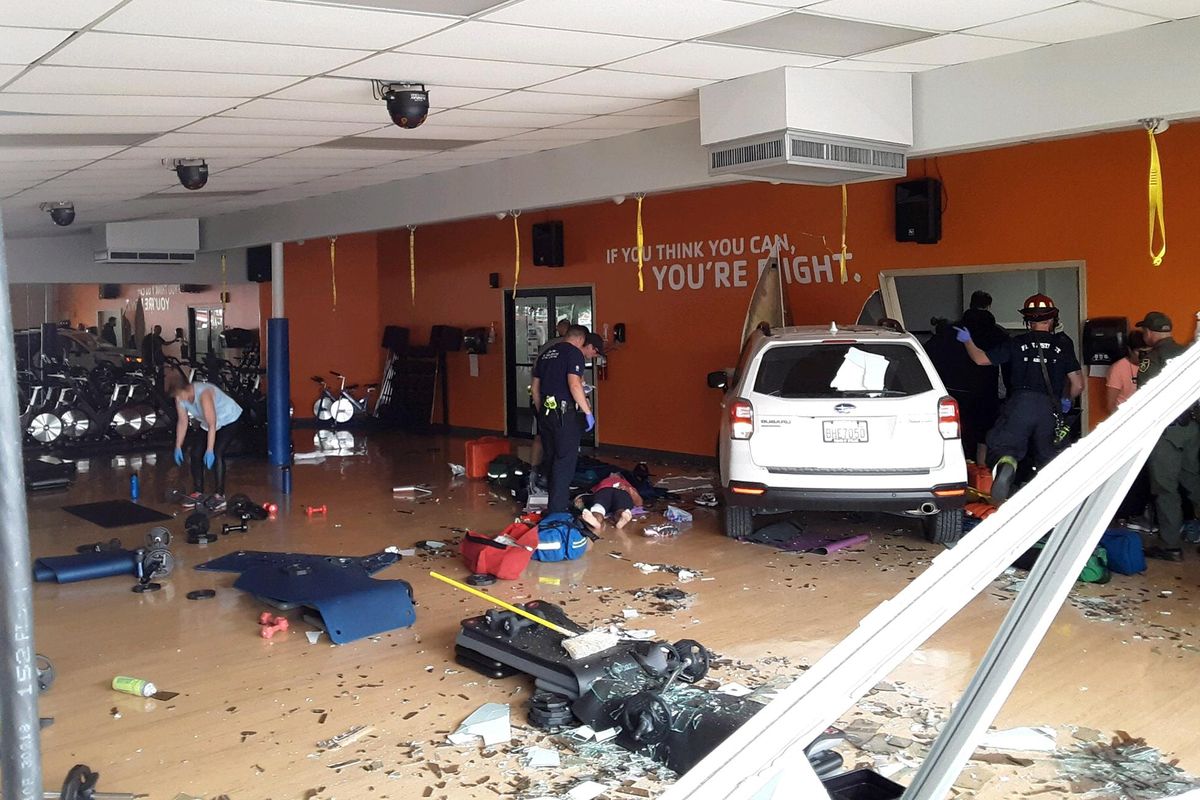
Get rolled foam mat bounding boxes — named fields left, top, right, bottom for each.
left=34, top=550, right=139, bottom=583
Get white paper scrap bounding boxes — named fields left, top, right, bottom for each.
left=305, top=630, right=323, bottom=645
left=567, top=724, right=596, bottom=740
left=566, top=781, right=610, bottom=800
left=526, top=747, right=560, bottom=768
left=622, top=609, right=639, bottom=619
left=979, top=725, right=1056, bottom=752
left=715, top=682, right=753, bottom=697
left=447, top=703, right=510, bottom=747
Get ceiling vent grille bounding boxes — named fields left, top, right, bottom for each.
left=707, top=129, right=908, bottom=186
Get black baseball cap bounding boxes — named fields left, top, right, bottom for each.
left=1136, top=311, right=1172, bottom=333
left=584, top=332, right=604, bottom=354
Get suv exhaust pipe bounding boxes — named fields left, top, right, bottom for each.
left=919, top=502, right=937, bottom=515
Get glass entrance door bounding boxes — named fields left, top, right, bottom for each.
left=505, top=287, right=596, bottom=445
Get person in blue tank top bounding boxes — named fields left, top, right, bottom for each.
left=165, top=369, right=243, bottom=513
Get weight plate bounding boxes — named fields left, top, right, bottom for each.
left=60, top=764, right=98, bottom=800
left=466, top=573, right=497, bottom=586
left=672, top=639, right=710, bottom=684
left=187, top=589, right=216, bottom=600
left=619, top=691, right=672, bottom=744
left=28, top=412, right=63, bottom=443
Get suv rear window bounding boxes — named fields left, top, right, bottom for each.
left=753, top=343, right=933, bottom=398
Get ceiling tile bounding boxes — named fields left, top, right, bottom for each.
left=97, top=0, right=455, bottom=50
left=968, top=4, right=1164, bottom=43
left=614, top=97, right=700, bottom=117
left=467, top=91, right=654, bottom=115
left=368, top=122, right=533, bottom=139
left=0, top=116, right=185, bottom=134
left=267, top=77, right=506, bottom=108
left=280, top=1, right=509, bottom=19
left=480, top=0, right=783, bottom=39
left=221, top=98, right=389, bottom=123
left=107, top=147, right=289, bottom=168
left=0, top=93, right=240, bottom=116
left=817, top=58, right=940, bottom=72
left=1100, top=0, right=1200, bottom=19
left=334, top=52, right=579, bottom=90
left=703, top=11, right=933, bottom=56
left=425, top=108, right=590, bottom=128
left=804, top=0, right=1073, bottom=32
left=0, top=27, right=73, bottom=65
left=5, top=66, right=299, bottom=97
left=532, top=69, right=711, bottom=99
left=859, top=32, right=1042, bottom=64
left=0, top=1, right=124, bottom=29
left=273, top=148, right=417, bottom=162
left=609, top=42, right=829, bottom=79
left=185, top=118, right=386, bottom=138
left=0, top=65, right=22, bottom=84
left=47, top=32, right=366, bottom=76
left=556, top=114, right=690, bottom=130
left=0, top=146, right=125, bottom=162
left=400, top=21, right=664, bottom=67
left=0, top=160, right=97, bottom=174
left=142, top=132, right=338, bottom=149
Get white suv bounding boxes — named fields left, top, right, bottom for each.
left=708, top=325, right=968, bottom=544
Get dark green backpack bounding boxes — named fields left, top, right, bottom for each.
left=1013, top=539, right=1111, bottom=584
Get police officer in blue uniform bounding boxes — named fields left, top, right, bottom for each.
left=958, top=294, right=1082, bottom=502
left=531, top=325, right=601, bottom=513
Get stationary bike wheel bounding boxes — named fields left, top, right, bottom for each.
left=331, top=398, right=354, bottom=424
left=28, top=412, right=63, bottom=444
left=111, top=406, right=144, bottom=438
left=60, top=409, right=92, bottom=439
left=314, top=396, right=333, bottom=421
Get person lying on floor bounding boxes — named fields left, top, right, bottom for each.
left=575, top=472, right=644, bottom=532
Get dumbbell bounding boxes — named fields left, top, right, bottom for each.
left=258, top=612, right=289, bottom=639
left=222, top=513, right=250, bottom=535
left=304, top=504, right=327, bottom=517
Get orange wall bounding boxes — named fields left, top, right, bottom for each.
left=278, top=233, right=383, bottom=408
left=286, top=124, right=1200, bottom=455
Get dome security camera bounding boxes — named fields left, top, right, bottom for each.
left=39, top=201, right=75, bottom=226
left=383, top=84, right=429, bottom=130
left=175, top=160, right=209, bottom=190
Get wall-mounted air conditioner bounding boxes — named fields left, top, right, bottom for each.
left=700, top=68, right=913, bottom=186
left=93, top=219, right=200, bottom=264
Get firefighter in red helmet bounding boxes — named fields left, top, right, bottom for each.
left=956, top=294, right=1083, bottom=502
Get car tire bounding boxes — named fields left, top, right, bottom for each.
left=724, top=505, right=753, bottom=540
left=922, top=509, right=963, bottom=545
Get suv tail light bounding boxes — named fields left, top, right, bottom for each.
left=938, top=396, right=960, bottom=439
left=730, top=398, right=754, bottom=440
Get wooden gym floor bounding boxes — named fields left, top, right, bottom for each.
left=24, top=430, right=1200, bottom=799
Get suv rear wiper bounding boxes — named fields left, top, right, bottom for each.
left=837, top=389, right=907, bottom=397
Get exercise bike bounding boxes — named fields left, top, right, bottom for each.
left=324, top=371, right=377, bottom=424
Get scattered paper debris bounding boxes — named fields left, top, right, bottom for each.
left=979, top=726, right=1057, bottom=752
left=622, top=609, right=639, bottom=619
left=306, top=630, right=324, bottom=645
left=317, top=725, right=370, bottom=751
left=526, top=746, right=561, bottom=768
left=715, top=682, right=753, bottom=697
left=448, top=703, right=511, bottom=747
left=566, top=780, right=610, bottom=800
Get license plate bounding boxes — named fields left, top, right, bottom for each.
left=823, top=419, right=868, bottom=443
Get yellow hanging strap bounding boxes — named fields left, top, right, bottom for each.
left=408, top=225, right=417, bottom=306
left=635, top=193, right=645, bottom=292
left=839, top=184, right=849, bottom=284
left=1146, top=123, right=1166, bottom=266
left=511, top=211, right=522, bottom=292
left=219, top=251, right=227, bottom=318
left=329, top=236, right=338, bottom=310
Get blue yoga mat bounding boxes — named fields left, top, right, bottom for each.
left=34, top=550, right=139, bottom=583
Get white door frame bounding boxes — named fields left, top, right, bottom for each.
left=879, top=260, right=1088, bottom=431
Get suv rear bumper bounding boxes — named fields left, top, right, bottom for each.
left=723, top=482, right=967, bottom=513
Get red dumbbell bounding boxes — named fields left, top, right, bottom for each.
left=262, top=502, right=278, bottom=515
left=304, top=504, right=327, bottom=517
left=258, top=612, right=289, bottom=639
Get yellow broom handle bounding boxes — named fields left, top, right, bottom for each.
left=429, top=571, right=572, bottom=636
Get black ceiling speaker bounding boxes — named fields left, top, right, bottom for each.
left=895, top=178, right=942, bottom=244
left=247, top=245, right=272, bottom=282
left=532, top=220, right=564, bottom=267
left=384, top=84, right=429, bottom=129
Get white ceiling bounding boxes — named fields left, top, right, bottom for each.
left=1, top=0, right=1196, bottom=237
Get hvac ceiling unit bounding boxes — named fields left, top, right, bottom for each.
left=700, top=67, right=912, bottom=186
left=92, top=219, right=200, bottom=264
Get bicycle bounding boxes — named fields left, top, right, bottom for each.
left=311, top=376, right=336, bottom=422
left=327, top=371, right=376, bottom=424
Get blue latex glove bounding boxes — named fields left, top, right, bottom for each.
left=204, top=450, right=215, bottom=470
left=173, top=447, right=184, bottom=466
left=1061, top=397, right=1073, bottom=414
left=585, top=412, right=596, bottom=432
left=954, top=326, right=971, bottom=343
